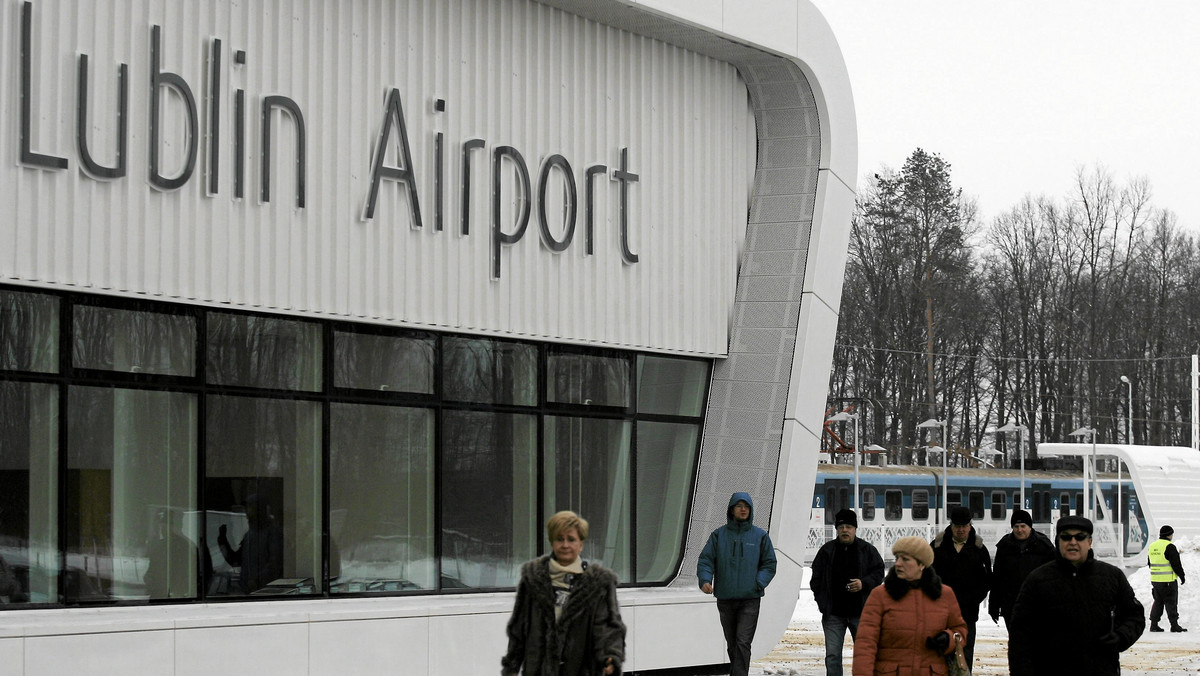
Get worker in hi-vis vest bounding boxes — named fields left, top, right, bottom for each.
left=1147, top=524, right=1187, bottom=633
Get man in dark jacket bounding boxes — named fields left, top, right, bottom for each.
left=989, top=508, right=1055, bottom=631
left=1009, top=515, right=1145, bottom=676
left=1148, top=524, right=1187, bottom=632
left=696, top=492, right=777, bottom=676
left=930, top=505, right=991, bottom=669
left=809, top=508, right=884, bottom=676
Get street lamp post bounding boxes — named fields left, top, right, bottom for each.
left=997, top=421, right=1027, bottom=510
left=827, top=411, right=861, bottom=511
left=1069, top=426, right=1098, bottom=521
left=918, top=418, right=948, bottom=522
left=1120, top=375, right=1133, bottom=444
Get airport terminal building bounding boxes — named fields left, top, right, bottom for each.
left=0, top=1, right=855, bottom=673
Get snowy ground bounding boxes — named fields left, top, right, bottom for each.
left=751, top=536, right=1200, bottom=675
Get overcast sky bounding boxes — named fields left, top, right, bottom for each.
left=807, top=1, right=1200, bottom=231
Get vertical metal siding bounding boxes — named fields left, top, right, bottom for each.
left=1, top=0, right=753, bottom=356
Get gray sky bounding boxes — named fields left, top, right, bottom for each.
left=808, top=1, right=1200, bottom=231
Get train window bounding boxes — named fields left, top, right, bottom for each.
left=912, top=490, right=929, bottom=520
left=1060, top=493, right=1071, bottom=517
left=990, top=491, right=1007, bottom=521
left=825, top=488, right=837, bottom=524
left=947, top=490, right=962, bottom=511
left=968, top=491, right=984, bottom=520
left=884, top=490, right=903, bottom=520
left=1075, top=492, right=1085, bottom=517
left=862, top=489, right=876, bottom=521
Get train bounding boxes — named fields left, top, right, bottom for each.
left=807, top=461, right=1149, bottom=566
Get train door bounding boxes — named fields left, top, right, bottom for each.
left=1031, top=483, right=1051, bottom=522
left=823, top=479, right=851, bottom=524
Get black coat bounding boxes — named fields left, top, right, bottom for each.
left=930, top=526, right=992, bottom=622
left=1009, top=550, right=1145, bottom=676
left=809, top=536, right=885, bottom=616
left=502, top=556, right=626, bottom=676
left=989, top=529, right=1055, bottom=620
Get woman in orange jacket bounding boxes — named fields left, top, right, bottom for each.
left=853, top=536, right=968, bottom=675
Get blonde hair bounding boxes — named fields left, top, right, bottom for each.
left=546, top=510, right=589, bottom=542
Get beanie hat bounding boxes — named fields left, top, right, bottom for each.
left=834, top=509, right=858, bottom=528
left=1010, top=509, right=1033, bottom=527
left=1056, top=515, right=1093, bottom=536
left=949, top=506, right=972, bottom=526
left=1160, top=524, right=1174, bottom=538
left=892, top=536, right=934, bottom=567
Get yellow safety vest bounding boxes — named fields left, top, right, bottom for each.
left=1148, top=538, right=1177, bottom=583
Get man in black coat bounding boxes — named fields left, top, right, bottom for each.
left=989, top=508, right=1055, bottom=631
left=810, top=509, right=884, bottom=676
left=930, top=506, right=991, bottom=669
left=1009, top=516, right=1145, bottom=676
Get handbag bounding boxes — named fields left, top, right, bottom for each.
left=945, top=631, right=970, bottom=676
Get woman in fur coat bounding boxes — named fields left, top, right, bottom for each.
left=853, top=536, right=968, bottom=676
left=502, top=511, right=626, bottom=676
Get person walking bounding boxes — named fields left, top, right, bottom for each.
left=851, top=536, right=967, bottom=676
left=1009, top=515, right=1145, bottom=676
left=1148, top=524, right=1187, bottom=633
left=988, top=508, right=1054, bottom=630
left=502, top=511, right=626, bottom=676
left=696, top=492, right=778, bottom=676
left=810, top=508, right=885, bottom=675
left=930, top=506, right=991, bottom=669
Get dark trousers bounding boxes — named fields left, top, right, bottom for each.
left=716, top=597, right=760, bottom=676
left=962, top=618, right=978, bottom=667
left=820, top=613, right=860, bottom=676
left=1151, top=580, right=1180, bottom=626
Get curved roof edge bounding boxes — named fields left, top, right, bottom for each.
left=536, top=0, right=858, bottom=190
left=1040, top=443, right=1200, bottom=542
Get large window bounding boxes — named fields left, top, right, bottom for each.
left=0, top=286, right=710, bottom=608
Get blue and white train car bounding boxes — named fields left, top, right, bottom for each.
left=807, top=463, right=1148, bottom=565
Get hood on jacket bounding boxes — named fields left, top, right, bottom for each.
left=726, top=492, right=755, bottom=524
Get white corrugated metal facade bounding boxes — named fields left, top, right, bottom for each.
left=2, top=0, right=752, bottom=356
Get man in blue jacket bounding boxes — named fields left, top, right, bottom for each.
left=697, top=492, right=778, bottom=676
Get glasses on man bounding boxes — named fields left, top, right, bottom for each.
left=1058, top=532, right=1091, bottom=542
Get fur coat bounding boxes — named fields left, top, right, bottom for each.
left=502, top=556, right=626, bottom=676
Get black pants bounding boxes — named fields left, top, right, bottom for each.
left=956, top=617, right=977, bottom=667
left=716, top=597, right=761, bottom=676
left=1150, top=580, right=1180, bottom=626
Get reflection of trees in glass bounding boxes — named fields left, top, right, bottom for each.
left=547, top=351, right=631, bottom=407
left=207, top=313, right=321, bottom=391
left=334, top=330, right=434, bottom=393
left=443, top=338, right=535, bottom=405
left=440, top=411, right=535, bottom=588
left=72, top=306, right=195, bottom=376
left=330, top=404, right=434, bottom=590
left=545, top=416, right=631, bottom=577
left=0, top=290, right=58, bottom=372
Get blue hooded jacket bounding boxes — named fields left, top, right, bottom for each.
left=696, top=492, right=777, bottom=600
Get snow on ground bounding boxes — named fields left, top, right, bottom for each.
left=751, top=536, right=1200, bottom=675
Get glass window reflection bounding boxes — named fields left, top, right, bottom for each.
left=66, top=387, right=198, bottom=602
left=205, top=396, right=320, bottom=597
left=637, top=355, right=708, bottom=416
left=547, top=351, right=631, bottom=408
left=73, top=305, right=196, bottom=376
left=207, top=313, right=321, bottom=391
left=0, top=381, right=58, bottom=606
left=330, top=403, right=434, bottom=593
left=443, top=337, right=535, bottom=405
left=544, top=416, right=632, bottom=580
left=0, top=290, right=58, bottom=373
left=334, top=330, right=434, bottom=394
left=635, top=421, right=699, bottom=582
left=441, top=411, right=537, bottom=588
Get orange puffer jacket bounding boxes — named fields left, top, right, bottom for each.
left=852, top=567, right=968, bottom=676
